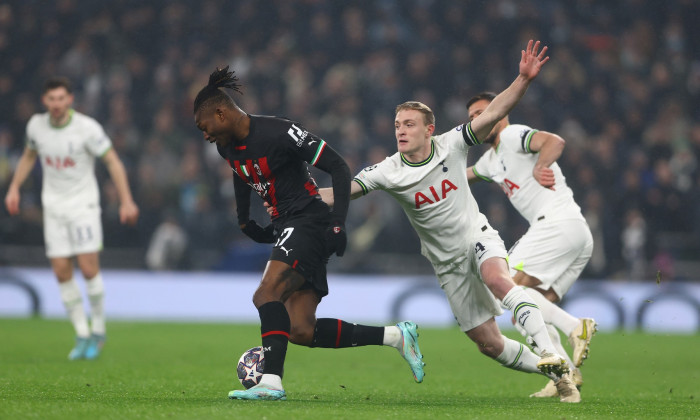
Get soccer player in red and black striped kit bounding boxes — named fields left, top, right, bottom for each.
left=194, top=66, right=425, bottom=401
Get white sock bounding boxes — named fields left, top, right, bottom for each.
left=85, top=272, right=106, bottom=336
left=522, top=287, right=579, bottom=335
left=495, top=335, right=541, bottom=374
left=502, top=286, right=557, bottom=356
left=260, top=374, right=283, bottom=390
left=383, top=325, right=402, bottom=349
left=59, top=278, right=90, bottom=338
left=547, top=324, right=574, bottom=369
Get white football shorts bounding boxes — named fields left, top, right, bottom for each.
left=433, top=223, right=508, bottom=332
left=507, top=217, right=593, bottom=299
left=43, top=207, right=103, bottom=258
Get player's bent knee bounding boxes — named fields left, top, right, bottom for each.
left=288, top=325, right=314, bottom=346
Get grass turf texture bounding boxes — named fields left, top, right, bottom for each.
left=0, top=318, right=697, bottom=419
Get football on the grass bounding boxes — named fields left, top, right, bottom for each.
left=237, top=346, right=264, bottom=389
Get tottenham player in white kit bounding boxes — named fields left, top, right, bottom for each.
left=318, top=41, right=580, bottom=402
left=466, top=92, right=596, bottom=398
left=5, top=77, right=139, bottom=360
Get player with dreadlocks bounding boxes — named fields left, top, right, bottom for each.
left=194, top=66, right=425, bottom=401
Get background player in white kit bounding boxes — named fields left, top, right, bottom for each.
left=4, top=77, right=139, bottom=360
left=466, top=91, right=596, bottom=398
left=317, top=41, right=580, bottom=402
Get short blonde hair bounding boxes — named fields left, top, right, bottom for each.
left=395, top=101, right=435, bottom=126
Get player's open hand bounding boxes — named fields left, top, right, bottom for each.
left=263, top=201, right=276, bottom=217
left=519, top=40, right=549, bottom=81
left=4, top=188, right=20, bottom=215
left=533, top=166, right=556, bottom=190
left=120, top=201, right=140, bottom=225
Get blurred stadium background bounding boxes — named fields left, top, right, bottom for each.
left=0, top=0, right=699, bottom=284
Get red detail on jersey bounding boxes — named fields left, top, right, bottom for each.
left=335, top=319, right=342, bottom=347
left=502, top=178, right=520, bottom=196
left=261, top=330, right=290, bottom=338
left=234, top=145, right=247, bottom=150
left=333, top=226, right=341, bottom=234
left=414, top=179, right=459, bottom=209
left=257, top=157, right=279, bottom=217
left=292, top=260, right=298, bottom=269
left=44, top=156, right=76, bottom=170
left=304, top=180, right=319, bottom=196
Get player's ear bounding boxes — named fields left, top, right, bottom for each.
left=426, top=124, right=435, bottom=136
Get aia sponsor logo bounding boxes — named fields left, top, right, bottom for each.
left=44, top=156, right=76, bottom=170
left=414, top=179, right=458, bottom=209
left=499, top=178, right=520, bottom=197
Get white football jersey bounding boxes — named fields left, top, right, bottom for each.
left=354, top=123, right=489, bottom=265
left=26, top=109, right=112, bottom=213
left=472, top=124, right=584, bottom=224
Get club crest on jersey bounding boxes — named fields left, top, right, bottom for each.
left=414, top=179, right=458, bottom=209
left=287, top=124, right=308, bottom=147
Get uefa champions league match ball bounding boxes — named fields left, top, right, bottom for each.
left=237, top=346, right=264, bottom=389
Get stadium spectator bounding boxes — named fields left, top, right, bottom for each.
left=0, top=1, right=697, bottom=280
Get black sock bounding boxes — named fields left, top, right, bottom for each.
left=311, top=318, right=384, bottom=348
left=258, top=301, right=290, bottom=377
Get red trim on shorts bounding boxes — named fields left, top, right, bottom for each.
left=261, top=330, right=290, bottom=338
left=335, top=319, right=342, bottom=348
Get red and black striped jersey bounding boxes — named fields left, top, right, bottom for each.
left=217, top=114, right=329, bottom=220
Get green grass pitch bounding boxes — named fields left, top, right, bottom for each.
left=0, top=318, right=697, bottom=419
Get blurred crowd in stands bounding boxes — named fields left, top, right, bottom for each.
left=1, top=0, right=699, bottom=280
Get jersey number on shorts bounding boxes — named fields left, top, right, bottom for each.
left=75, top=225, right=93, bottom=244
left=275, top=227, right=294, bottom=247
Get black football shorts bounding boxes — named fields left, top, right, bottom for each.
left=270, top=204, right=331, bottom=298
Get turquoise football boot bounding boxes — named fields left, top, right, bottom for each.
left=396, top=321, right=425, bottom=383
left=228, top=383, right=287, bottom=401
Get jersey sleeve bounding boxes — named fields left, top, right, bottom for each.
left=501, top=124, right=539, bottom=154
left=472, top=154, right=494, bottom=182
left=281, top=121, right=329, bottom=166
left=352, top=158, right=391, bottom=195
left=85, top=118, right=113, bottom=157
left=25, top=116, right=38, bottom=150
left=435, top=122, right=481, bottom=155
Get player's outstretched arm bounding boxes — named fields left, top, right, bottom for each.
left=102, top=148, right=139, bottom=225
left=470, top=40, right=549, bottom=141
left=318, top=181, right=364, bottom=208
left=4, top=147, right=38, bottom=215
